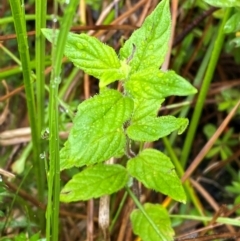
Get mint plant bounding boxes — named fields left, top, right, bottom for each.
left=42, top=0, right=197, bottom=240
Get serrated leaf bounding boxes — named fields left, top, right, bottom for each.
left=127, top=149, right=186, bottom=202
left=119, top=0, right=171, bottom=72
left=224, top=12, right=240, bottom=33
left=127, top=116, right=189, bottom=142
left=60, top=164, right=128, bottom=202
left=131, top=203, right=174, bottom=241
left=203, top=0, right=240, bottom=7
left=42, top=29, right=126, bottom=87
left=60, top=89, right=133, bottom=170
left=125, top=69, right=197, bottom=100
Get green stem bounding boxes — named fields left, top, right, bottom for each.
left=169, top=29, right=216, bottom=144
left=163, top=137, right=204, bottom=217
left=35, top=0, right=47, bottom=229
left=126, top=186, right=166, bottom=240
left=0, top=14, right=54, bottom=25
left=170, top=214, right=240, bottom=226
left=110, top=191, right=128, bottom=232
left=0, top=59, right=51, bottom=79
left=36, top=0, right=47, bottom=137
left=0, top=44, right=21, bottom=65
left=58, top=67, right=82, bottom=100
left=46, top=0, right=79, bottom=240
left=8, top=0, right=45, bottom=225
left=180, top=8, right=232, bottom=167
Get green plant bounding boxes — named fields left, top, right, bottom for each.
left=8, top=0, right=46, bottom=228
left=203, top=124, right=238, bottom=160
left=216, top=88, right=240, bottom=114
left=226, top=172, right=240, bottom=215
left=42, top=0, right=197, bottom=240
left=180, top=5, right=232, bottom=168
left=0, top=232, right=42, bottom=241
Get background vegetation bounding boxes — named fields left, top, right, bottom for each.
left=0, top=0, right=240, bottom=240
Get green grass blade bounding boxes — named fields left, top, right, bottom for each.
left=180, top=8, right=232, bottom=167
left=8, top=0, right=45, bottom=226
left=169, top=29, right=217, bottom=145
left=170, top=214, right=240, bottom=226
left=35, top=0, right=47, bottom=229
left=46, top=0, right=80, bottom=240
left=35, top=1, right=47, bottom=229
left=126, top=186, right=167, bottom=240
left=36, top=0, right=47, bottom=138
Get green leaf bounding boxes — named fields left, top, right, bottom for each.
left=220, top=146, right=232, bottom=160
left=224, top=12, right=240, bottom=33
left=127, top=116, right=189, bottom=142
left=127, top=149, right=186, bottom=203
left=42, top=29, right=126, bottom=88
left=229, top=37, right=240, bottom=48
left=60, top=89, right=133, bottom=170
left=119, top=0, right=171, bottom=73
left=203, top=124, right=216, bottom=140
left=60, top=140, right=75, bottom=170
left=29, top=232, right=41, bottom=241
left=125, top=69, right=197, bottom=100
left=206, top=146, right=220, bottom=158
left=131, top=98, right=165, bottom=123
left=131, top=203, right=174, bottom=241
left=60, top=164, right=128, bottom=202
left=203, top=0, right=240, bottom=7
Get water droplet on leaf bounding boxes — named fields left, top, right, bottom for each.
left=41, top=128, right=50, bottom=139
left=40, top=152, right=46, bottom=159
left=54, top=76, right=61, bottom=85
left=52, top=16, right=58, bottom=23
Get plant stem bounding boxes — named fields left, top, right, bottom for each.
left=169, top=28, right=216, bottom=145
left=8, top=0, right=45, bottom=226
left=0, top=14, right=54, bottom=25
left=163, top=137, right=204, bottom=217
left=126, top=186, right=166, bottom=240
left=46, top=0, right=79, bottom=240
left=180, top=8, right=232, bottom=167
left=36, top=0, right=47, bottom=137
left=110, top=191, right=128, bottom=232
left=35, top=0, right=47, bottom=229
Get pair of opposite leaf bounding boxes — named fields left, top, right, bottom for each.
left=42, top=0, right=197, bottom=204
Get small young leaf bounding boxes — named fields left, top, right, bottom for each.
left=131, top=203, right=174, bottom=241
left=119, top=0, right=171, bottom=72
left=127, top=149, right=186, bottom=203
left=42, top=29, right=126, bottom=87
left=224, top=12, right=240, bottom=33
left=203, top=124, right=216, bottom=140
left=60, top=89, right=133, bottom=170
left=125, top=69, right=197, bottom=100
left=127, top=116, right=189, bottom=142
left=60, top=164, right=128, bottom=202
